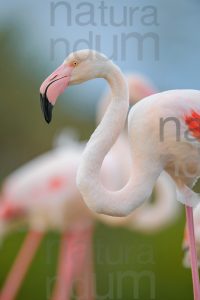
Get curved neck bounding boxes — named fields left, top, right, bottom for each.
left=128, top=172, right=180, bottom=232
left=77, top=61, right=161, bottom=216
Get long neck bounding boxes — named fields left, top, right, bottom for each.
left=77, top=62, right=161, bottom=217
left=127, top=172, right=180, bottom=232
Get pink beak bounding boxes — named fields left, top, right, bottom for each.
left=40, top=64, right=73, bottom=123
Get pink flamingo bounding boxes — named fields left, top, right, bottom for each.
left=0, top=143, right=95, bottom=300
left=40, top=49, right=200, bottom=300
left=0, top=74, right=179, bottom=300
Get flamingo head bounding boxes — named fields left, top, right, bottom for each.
left=40, top=49, right=109, bottom=123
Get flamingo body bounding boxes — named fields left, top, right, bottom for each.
left=39, top=50, right=200, bottom=300
left=128, top=89, right=200, bottom=201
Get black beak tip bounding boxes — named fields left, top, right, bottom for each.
left=40, top=93, right=53, bottom=124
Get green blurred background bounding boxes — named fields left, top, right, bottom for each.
left=1, top=0, right=200, bottom=299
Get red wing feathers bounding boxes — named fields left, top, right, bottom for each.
left=184, top=111, right=200, bottom=140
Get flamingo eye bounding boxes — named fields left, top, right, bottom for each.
left=72, top=61, right=79, bottom=67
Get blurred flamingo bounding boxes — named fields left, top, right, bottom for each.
left=0, top=74, right=179, bottom=300
left=40, top=49, right=200, bottom=300
left=0, top=142, right=95, bottom=300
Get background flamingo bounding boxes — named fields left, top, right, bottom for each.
left=40, top=49, right=200, bottom=300
left=0, top=74, right=179, bottom=300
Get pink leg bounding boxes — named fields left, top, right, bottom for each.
left=75, top=227, right=95, bottom=300
left=185, top=206, right=200, bottom=300
left=51, top=232, right=78, bottom=300
left=0, top=231, right=43, bottom=300
left=51, top=227, right=94, bottom=300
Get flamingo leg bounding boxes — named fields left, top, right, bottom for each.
left=185, top=206, right=200, bottom=300
left=51, top=226, right=94, bottom=300
left=51, top=231, right=78, bottom=300
left=0, top=231, right=43, bottom=300
left=75, top=227, right=95, bottom=300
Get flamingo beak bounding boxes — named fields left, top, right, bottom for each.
left=40, top=93, right=53, bottom=124
left=39, top=64, right=73, bottom=123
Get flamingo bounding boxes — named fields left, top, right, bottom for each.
left=0, top=74, right=179, bottom=300
left=40, top=49, right=200, bottom=300
left=0, top=142, right=95, bottom=300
